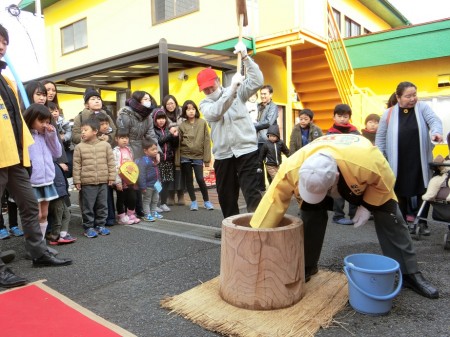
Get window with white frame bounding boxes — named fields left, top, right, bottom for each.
left=152, top=0, right=199, bottom=24
left=345, top=17, right=361, bottom=37
left=61, top=19, right=87, bottom=54
left=333, top=8, right=341, bottom=31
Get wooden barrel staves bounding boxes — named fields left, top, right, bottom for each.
left=219, top=213, right=305, bottom=310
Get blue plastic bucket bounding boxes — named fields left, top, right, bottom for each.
left=344, top=253, right=402, bottom=316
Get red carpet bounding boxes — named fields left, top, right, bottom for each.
left=0, top=281, right=136, bottom=337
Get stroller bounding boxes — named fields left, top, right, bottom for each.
left=409, top=161, right=450, bottom=250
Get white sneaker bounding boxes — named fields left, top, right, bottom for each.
left=160, top=204, right=171, bottom=212
left=155, top=206, right=163, bottom=213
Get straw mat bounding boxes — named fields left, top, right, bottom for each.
left=161, top=270, right=348, bottom=337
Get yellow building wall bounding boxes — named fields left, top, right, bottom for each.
left=49, top=0, right=407, bottom=135
left=353, top=57, right=450, bottom=103
left=257, top=0, right=301, bottom=36
left=353, top=56, right=450, bottom=157
left=45, top=0, right=250, bottom=73
left=44, top=0, right=395, bottom=74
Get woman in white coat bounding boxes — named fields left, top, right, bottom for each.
left=376, top=81, right=443, bottom=233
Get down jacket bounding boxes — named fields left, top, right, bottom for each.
left=73, top=138, right=116, bottom=185
left=116, top=106, right=159, bottom=159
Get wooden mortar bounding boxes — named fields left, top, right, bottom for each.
left=219, top=213, right=304, bottom=310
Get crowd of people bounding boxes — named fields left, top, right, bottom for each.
left=0, top=24, right=444, bottom=302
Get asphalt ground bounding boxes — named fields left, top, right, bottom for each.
left=1, top=189, right=449, bottom=337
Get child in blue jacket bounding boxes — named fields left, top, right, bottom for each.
left=136, top=139, right=161, bottom=222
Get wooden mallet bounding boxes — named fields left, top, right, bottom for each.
left=236, top=0, right=248, bottom=75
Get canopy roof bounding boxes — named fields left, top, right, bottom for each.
left=30, top=39, right=238, bottom=103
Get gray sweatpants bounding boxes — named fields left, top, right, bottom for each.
left=80, top=184, right=108, bottom=229
left=142, top=188, right=159, bottom=215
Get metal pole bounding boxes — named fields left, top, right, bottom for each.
left=158, top=38, right=169, bottom=104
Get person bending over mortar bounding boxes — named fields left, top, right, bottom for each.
left=250, top=134, right=438, bottom=299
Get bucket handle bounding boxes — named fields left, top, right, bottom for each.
left=343, top=266, right=403, bottom=301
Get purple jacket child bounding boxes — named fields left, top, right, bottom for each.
left=29, top=129, right=62, bottom=186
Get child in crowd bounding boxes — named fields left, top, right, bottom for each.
left=153, top=108, right=179, bottom=212
left=95, top=112, right=115, bottom=146
left=47, top=161, right=76, bottom=245
left=327, top=104, right=360, bottom=225
left=179, top=100, right=214, bottom=211
left=136, top=139, right=162, bottom=222
left=361, top=113, right=380, bottom=145
left=0, top=190, right=23, bottom=239
left=43, top=80, right=61, bottom=109
left=23, top=103, right=62, bottom=240
left=49, top=102, right=72, bottom=146
left=289, top=108, right=323, bottom=155
left=23, top=81, right=47, bottom=107
left=49, top=101, right=74, bottom=189
left=71, top=88, right=116, bottom=145
left=259, top=124, right=290, bottom=181
left=113, top=129, right=140, bottom=225
left=73, top=118, right=116, bottom=238
left=94, top=112, right=116, bottom=226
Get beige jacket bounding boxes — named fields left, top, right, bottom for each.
left=73, top=138, right=116, bottom=185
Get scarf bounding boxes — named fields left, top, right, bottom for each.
left=126, top=98, right=154, bottom=119
left=328, top=123, right=358, bottom=134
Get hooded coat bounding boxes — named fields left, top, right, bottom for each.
left=258, top=124, right=290, bottom=167
left=116, top=100, right=159, bottom=158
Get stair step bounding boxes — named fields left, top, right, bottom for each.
left=293, top=68, right=333, bottom=83
left=292, top=62, right=330, bottom=76
left=293, top=56, right=330, bottom=72
left=295, top=79, right=337, bottom=93
left=302, top=99, right=342, bottom=111
left=299, top=90, right=341, bottom=103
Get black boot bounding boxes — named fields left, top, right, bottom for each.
left=402, top=272, right=439, bottom=299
